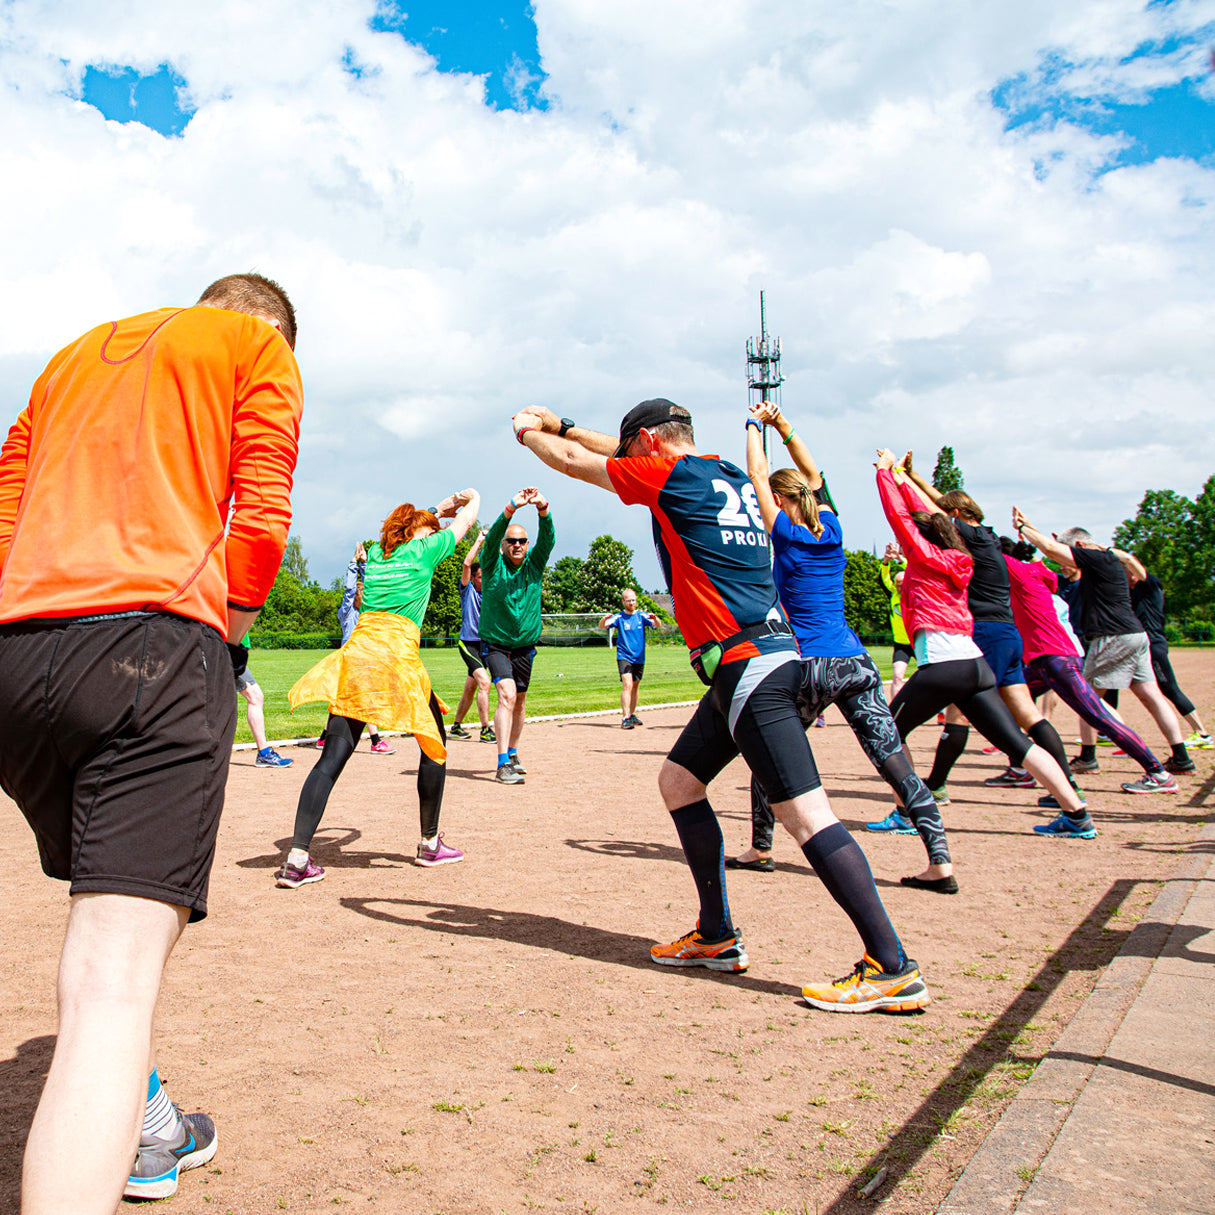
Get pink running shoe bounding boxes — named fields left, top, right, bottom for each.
left=369, top=740, right=396, bottom=755
left=276, top=858, right=325, bottom=888
left=416, top=836, right=464, bottom=866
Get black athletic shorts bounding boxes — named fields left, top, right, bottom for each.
left=458, top=639, right=487, bottom=678
left=617, top=659, right=644, bottom=681
left=482, top=642, right=536, bottom=693
left=667, top=649, right=820, bottom=803
left=0, top=612, right=236, bottom=921
left=892, top=642, right=915, bottom=666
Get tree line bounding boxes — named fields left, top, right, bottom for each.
left=252, top=454, right=1213, bottom=645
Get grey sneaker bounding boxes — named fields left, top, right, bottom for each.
left=1069, top=756, right=1100, bottom=774
left=124, top=1111, right=218, bottom=1200
left=508, top=755, right=528, bottom=775
left=1122, top=771, right=1179, bottom=794
left=496, top=763, right=524, bottom=785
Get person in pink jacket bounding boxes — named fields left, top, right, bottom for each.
left=874, top=451, right=1094, bottom=839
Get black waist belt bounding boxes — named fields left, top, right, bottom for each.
left=689, top=620, right=793, bottom=687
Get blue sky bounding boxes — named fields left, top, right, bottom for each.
left=9, top=1, right=1214, bottom=589
left=82, top=1, right=548, bottom=135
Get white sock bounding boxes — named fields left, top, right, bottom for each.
left=421, top=835, right=438, bottom=850
left=288, top=848, right=309, bottom=868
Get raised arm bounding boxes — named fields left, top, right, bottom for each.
left=513, top=411, right=615, bottom=491
left=900, top=449, right=944, bottom=509
left=1111, top=547, right=1147, bottom=581
left=753, top=400, right=822, bottom=490
left=446, top=488, right=481, bottom=546
left=461, top=529, right=487, bottom=586
left=744, top=414, right=780, bottom=532
left=1011, top=507, right=1077, bottom=572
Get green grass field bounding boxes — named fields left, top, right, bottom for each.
left=239, top=643, right=897, bottom=745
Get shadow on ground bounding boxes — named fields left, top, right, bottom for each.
left=822, top=877, right=1144, bottom=1213
left=0, top=1035, right=54, bottom=1210
left=339, top=896, right=804, bottom=998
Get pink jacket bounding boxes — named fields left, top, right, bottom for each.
left=876, top=470, right=973, bottom=638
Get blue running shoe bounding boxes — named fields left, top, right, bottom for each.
left=865, top=811, right=916, bottom=835
left=125, top=1111, right=218, bottom=1199
left=255, top=747, right=293, bottom=767
left=1033, top=813, right=1097, bottom=840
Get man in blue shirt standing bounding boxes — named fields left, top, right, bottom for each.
left=600, top=589, right=659, bottom=728
left=450, top=531, right=495, bottom=741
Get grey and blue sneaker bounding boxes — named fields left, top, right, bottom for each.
left=508, top=755, right=528, bottom=775
left=255, top=747, right=293, bottom=767
left=865, top=810, right=917, bottom=835
left=124, top=1111, right=218, bottom=1200
left=1033, top=813, right=1097, bottom=840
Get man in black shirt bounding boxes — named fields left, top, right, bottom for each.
left=1012, top=513, right=1194, bottom=776
left=1127, top=569, right=1211, bottom=747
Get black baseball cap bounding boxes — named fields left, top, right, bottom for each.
left=613, top=398, right=686, bottom=458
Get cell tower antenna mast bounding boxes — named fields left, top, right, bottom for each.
left=746, top=291, right=783, bottom=460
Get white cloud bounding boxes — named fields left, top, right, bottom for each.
left=0, top=0, right=1212, bottom=590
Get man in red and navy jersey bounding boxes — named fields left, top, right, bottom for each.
left=512, top=400, right=930, bottom=1013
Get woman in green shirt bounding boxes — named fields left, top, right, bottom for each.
left=280, top=488, right=480, bottom=887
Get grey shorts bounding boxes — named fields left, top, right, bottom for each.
left=235, top=668, right=258, bottom=693
left=1083, top=632, right=1153, bottom=690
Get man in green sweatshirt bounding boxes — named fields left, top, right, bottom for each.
left=479, top=487, right=555, bottom=784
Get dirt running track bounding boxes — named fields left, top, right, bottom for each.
left=2, top=652, right=1211, bottom=1214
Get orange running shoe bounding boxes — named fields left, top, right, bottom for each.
left=801, top=954, right=930, bottom=1013
left=650, top=926, right=749, bottom=972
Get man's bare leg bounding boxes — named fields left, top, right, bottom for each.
left=453, top=675, right=478, bottom=725
left=493, top=677, right=517, bottom=755
left=474, top=669, right=492, bottom=729
left=1130, top=679, right=1184, bottom=746
left=619, top=673, right=632, bottom=721
left=22, top=893, right=189, bottom=1215
left=510, top=691, right=528, bottom=750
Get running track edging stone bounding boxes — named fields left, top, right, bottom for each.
left=937, top=816, right=1215, bottom=1214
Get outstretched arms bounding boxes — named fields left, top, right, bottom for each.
left=512, top=409, right=615, bottom=491
left=744, top=410, right=780, bottom=532
left=1011, top=507, right=1077, bottom=572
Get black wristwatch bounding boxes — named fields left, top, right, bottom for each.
left=558, top=417, right=575, bottom=438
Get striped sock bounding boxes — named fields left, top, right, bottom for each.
left=142, top=1068, right=183, bottom=1144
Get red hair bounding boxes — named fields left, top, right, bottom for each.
left=380, top=503, right=439, bottom=558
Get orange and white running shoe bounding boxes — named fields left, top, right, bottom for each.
left=650, top=926, right=749, bottom=972
left=801, top=954, right=930, bottom=1013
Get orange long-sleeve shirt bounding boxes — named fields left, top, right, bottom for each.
left=0, top=305, right=303, bottom=636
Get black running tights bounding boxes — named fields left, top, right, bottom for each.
left=889, top=658, right=1031, bottom=764
left=290, top=699, right=447, bottom=851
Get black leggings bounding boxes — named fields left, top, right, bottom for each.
left=749, top=654, right=950, bottom=866
left=889, top=657, right=1031, bottom=764
left=290, top=696, right=447, bottom=851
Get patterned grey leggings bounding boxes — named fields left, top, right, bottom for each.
left=749, top=653, right=950, bottom=866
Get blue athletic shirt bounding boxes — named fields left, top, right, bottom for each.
left=770, top=510, right=865, bottom=658
left=607, top=454, right=794, bottom=665
left=604, top=609, right=655, bottom=664
left=459, top=580, right=482, bottom=642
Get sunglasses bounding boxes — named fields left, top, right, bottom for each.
left=505, top=538, right=529, bottom=546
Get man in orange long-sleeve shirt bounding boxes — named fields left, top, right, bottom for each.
left=0, top=273, right=303, bottom=1212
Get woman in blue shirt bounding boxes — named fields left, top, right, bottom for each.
left=729, top=402, right=954, bottom=893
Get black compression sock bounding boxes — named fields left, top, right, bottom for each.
left=1079, top=744, right=1097, bottom=763
left=926, top=724, right=969, bottom=790
left=370, top=731, right=382, bottom=745
left=670, top=800, right=732, bottom=940
left=1028, top=720, right=1077, bottom=788
left=1172, top=743, right=1191, bottom=763
left=801, top=823, right=904, bottom=974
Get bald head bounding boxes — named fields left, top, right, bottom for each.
left=503, top=524, right=529, bottom=567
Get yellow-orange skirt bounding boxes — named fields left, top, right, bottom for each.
left=289, top=612, right=448, bottom=764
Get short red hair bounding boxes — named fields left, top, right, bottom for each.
left=380, top=503, right=439, bottom=558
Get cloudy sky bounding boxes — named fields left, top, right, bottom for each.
left=2, top=0, right=1213, bottom=589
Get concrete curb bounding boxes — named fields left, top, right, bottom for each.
left=938, top=817, right=1215, bottom=1214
